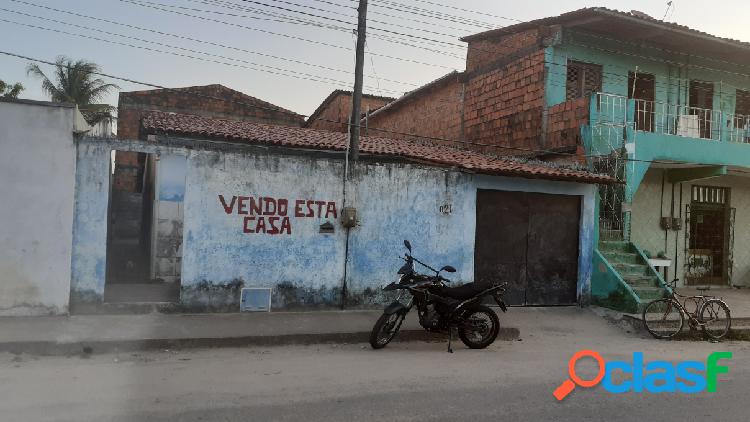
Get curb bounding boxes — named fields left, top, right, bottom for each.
left=0, top=327, right=521, bottom=356
left=622, top=313, right=750, bottom=341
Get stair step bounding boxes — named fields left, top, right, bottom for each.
left=633, top=287, right=667, bottom=301
left=599, top=241, right=631, bottom=253
left=603, top=251, right=641, bottom=265
left=613, top=263, right=651, bottom=276
left=623, top=275, right=660, bottom=287
left=599, top=229, right=624, bottom=241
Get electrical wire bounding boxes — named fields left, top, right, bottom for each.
left=5, top=0, right=417, bottom=87
left=0, top=17, right=402, bottom=94
left=4, top=48, right=750, bottom=175
left=112, top=0, right=458, bottom=69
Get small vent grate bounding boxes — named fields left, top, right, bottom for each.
left=692, top=186, right=730, bottom=205
left=240, top=288, right=272, bottom=312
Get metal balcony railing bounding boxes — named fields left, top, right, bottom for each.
left=633, top=99, right=721, bottom=141
left=593, top=93, right=723, bottom=141
left=594, top=93, right=628, bottom=127
left=728, top=114, right=750, bottom=144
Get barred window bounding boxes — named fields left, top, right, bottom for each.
left=566, top=60, right=603, bottom=101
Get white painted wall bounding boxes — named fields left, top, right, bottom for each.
left=0, top=100, right=77, bottom=315
left=631, top=168, right=750, bottom=287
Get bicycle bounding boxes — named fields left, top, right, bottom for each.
left=642, top=278, right=732, bottom=340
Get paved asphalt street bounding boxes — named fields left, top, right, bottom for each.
left=0, top=308, right=747, bottom=421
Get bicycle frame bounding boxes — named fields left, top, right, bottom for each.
left=665, top=289, right=724, bottom=328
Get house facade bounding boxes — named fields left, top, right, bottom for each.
left=363, top=8, right=750, bottom=312
left=65, top=111, right=608, bottom=312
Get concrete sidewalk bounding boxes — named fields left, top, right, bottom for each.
left=0, top=309, right=521, bottom=355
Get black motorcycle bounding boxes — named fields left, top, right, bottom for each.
left=369, top=240, right=508, bottom=352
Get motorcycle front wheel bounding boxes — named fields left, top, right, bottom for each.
left=458, top=305, right=500, bottom=349
left=369, top=312, right=405, bottom=349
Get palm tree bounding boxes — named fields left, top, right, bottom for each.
left=0, top=79, right=24, bottom=99
left=26, top=56, right=119, bottom=123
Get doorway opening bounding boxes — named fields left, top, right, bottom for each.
left=628, top=71, right=656, bottom=132
left=474, top=190, right=581, bottom=306
left=105, top=150, right=185, bottom=303
left=685, top=185, right=734, bottom=286
left=689, top=80, right=715, bottom=139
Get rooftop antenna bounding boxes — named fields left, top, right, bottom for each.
left=662, top=1, right=673, bottom=21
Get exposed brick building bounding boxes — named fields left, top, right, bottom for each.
left=114, top=84, right=304, bottom=191
left=365, top=72, right=464, bottom=148
left=118, top=84, right=304, bottom=139
left=364, top=21, right=587, bottom=161
left=305, top=90, right=394, bottom=132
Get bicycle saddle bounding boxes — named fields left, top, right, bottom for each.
left=696, top=286, right=711, bottom=291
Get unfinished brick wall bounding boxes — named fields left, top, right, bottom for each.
left=117, top=84, right=303, bottom=140
left=365, top=76, right=464, bottom=147
left=306, top=93, right=393, bottom=133
left=115, top=84, right=304, bottom=192
left=465, top=29, right=541, bottom=72
left=463, top=50, right=547, bottom=154
left=545, top=97, right=590, bottom=151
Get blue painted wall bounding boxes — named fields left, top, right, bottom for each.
left=71, top=138, right=597, bottom=310
left=70, top=141, right=111, bottom=302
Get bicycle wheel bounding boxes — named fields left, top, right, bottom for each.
left=643, top=299, right=684, bottom=339
left=700, top=299, right=731, bottom=340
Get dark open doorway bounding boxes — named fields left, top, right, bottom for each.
left=685, top=186, right=734, bottom=286
left=105, top=150, right=184, bottom=303
left=689, top=80, right=715, bottom=139
left=628, top=71, right=656, bottom=132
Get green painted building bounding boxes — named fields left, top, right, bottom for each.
left=533, top=8, right=750, bottom=311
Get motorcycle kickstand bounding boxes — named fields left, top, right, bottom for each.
left=447, top=325, right=456, bottom=353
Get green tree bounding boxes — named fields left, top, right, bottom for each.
left=0, top=79, right=24, bottom=99
left=26, top=56, right=119, bottom=123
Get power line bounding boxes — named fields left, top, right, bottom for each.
left=318, top=0, right=479, bottom=34
left=114, top=0, right=458, bottom=69
left=6, top=0, right=417, bottom=87
left=0, top=17, right=402, bottom=94
left=228, top=0, right=464, bottom=40
left=232, top=0, right=466, bottom=50
left=4, top=49, right=746, bottom=174
left=179, top=0, right=750, bottom=86
left=383, top=0, right=523, bottom=23
left=367, top=0, right=498, bottom=30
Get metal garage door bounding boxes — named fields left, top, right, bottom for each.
left=474, top=190, right=581, bottom=305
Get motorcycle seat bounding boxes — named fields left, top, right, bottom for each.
left=437, top=282, right=490, bottom=301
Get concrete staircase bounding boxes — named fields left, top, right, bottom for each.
left=599, top=241, right=670, bottom=309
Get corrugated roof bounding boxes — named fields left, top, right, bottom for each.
left=141, top=111, right=615, bottom=184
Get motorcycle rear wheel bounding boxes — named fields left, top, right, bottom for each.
left=369, top=312, right=405, bottom=349
left=458, top=305, right=500, bottom=349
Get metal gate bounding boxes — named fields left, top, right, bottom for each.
left=685, top=201, right=735, bottom=285
left=474, top=190, right=581, bottom=305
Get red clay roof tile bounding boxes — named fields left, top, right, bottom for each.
left=141, top=111, right=615, bottom=184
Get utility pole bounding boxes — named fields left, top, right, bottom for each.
left=348, top=0, right=368, bottom=161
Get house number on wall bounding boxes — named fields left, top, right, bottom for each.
left=439, top=203, right=452, bottom=215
